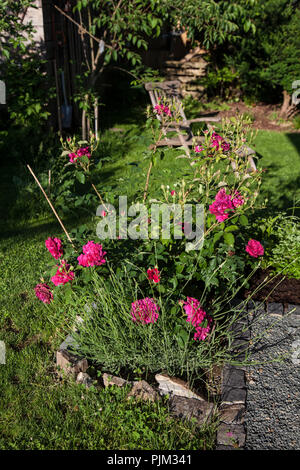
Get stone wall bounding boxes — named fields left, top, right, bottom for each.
left=163, top=47, right=207, bottom=99
left=23, top=0, right=45, bottom=44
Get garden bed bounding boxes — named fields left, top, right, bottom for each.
left=244, top=268, right=300, bottom=305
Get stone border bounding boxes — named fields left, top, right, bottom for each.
left=56, top=300, right=300, bottom=449
left=215, top=300, right=249, bottom=450
left=216, top=300, right=300, bottom=450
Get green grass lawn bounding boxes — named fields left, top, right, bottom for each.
left=1, top=111, right=300, bottom=450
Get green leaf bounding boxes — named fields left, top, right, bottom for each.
left=75, top=171, right=85, bottom=184
left=224, top=232, right=235, bottom=247
left=213, top=231, right=223, bottom=244
left=225, top=225, right=239, bottom=232
left=239, top=215, right=249, bottom=226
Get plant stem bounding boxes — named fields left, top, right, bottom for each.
left=27, top=165, right=76, bottom=250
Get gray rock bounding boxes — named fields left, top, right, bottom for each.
left=267, top=303, right=283, bottom=315
left=221, top=386, right=247, bottom=405
left=76, top=372, right=93, bottom=388
left=217, top=423, right=246, bottom=448
left=215, top=444, right=237, bottom=450
left=222, top=366, right=246, bottom=390
left=169, top=396, right=214, bottom=426
left=219, top=404, right=245, bottom=425
left=103, top=373, right=131, bottom=388
left=56, top=350, right=88, bottom=377
left=286, top=304, right=300, bottom=316
left=127, top=380, right=159, bottom=402
left=59, top=334, right=78, bottom=352
left=155, top=373, right=205, bottom=401
left=287, top=314, right=300, bottom=328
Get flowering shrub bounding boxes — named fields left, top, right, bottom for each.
left=77, top=241, right=107, bottom=267
left=51, top=260, right=75, bottom=287
left=34, top=283, right=53, bottom=304
left=131, top=298, right=160, bottom=324
left=45, top=237, right=63, bottom=259
left=33, top=113, right=268, bottom=378
left=245, top=239, right=264, bottom=258
left=147, top=267, right=160, bottom=283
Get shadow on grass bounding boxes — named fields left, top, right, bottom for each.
left=286, top=132, right=300, bottom=158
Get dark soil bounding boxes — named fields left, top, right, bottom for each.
left=244, top=268, right=300, bottom=305
left=218, top=101, right=299, bottom=133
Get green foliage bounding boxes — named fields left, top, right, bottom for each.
left=0, top=0, right=36, bottom=59
left=167, top=0, right=257, bottom=49
left=201, top=1, right=300, bottom=103
left=1, top=53, right=54, bottom=128
left=255, top=214, right=300, bottom=279
left=67, top=265, right=247, bottom=376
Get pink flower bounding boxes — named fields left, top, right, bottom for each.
left=221, top=141, right=230, bottom=152
left=194, top=319, right=212, bottom=341
left=209, top=188, right=234, bottom=222
left=171, top=190, right=176, bottom=196
left=51, top=260, right=75, bottom=286
left=210, top=132, right=230, bottom=152
left=245, top=239, right=264, bottom=258
left=68, top=147, right=91, bottom=164
left=232, top=191, right=244, bottom=208
left=77, top=241, right=106, bottom=267
left=35, top=283, right=53, bottom=304
left=154, top=103, right=172, bottom=117
left=183, top=297, right=206, bottom=327
left=147, top=268, right=160, bottom=283
left=131, top=298, right=160, bottom=324
left=68, top=152, right=78, bottom=164
left=101, top=210, right=107, bottom=217
left=195, top=145, right=204, bottom=153
left=77, top=146, right=91, bottom=159
left=45, top=237, right=63, bottom=259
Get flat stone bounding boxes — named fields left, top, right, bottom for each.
left=215, top=444, right=236, bottom=450
left=169, top=396, right=214, bottom=426
left=127, top=380, right=159, bottom=402
left=103, top=373, right=131, bottom=388
left=56, top=350, right=88, bottom=377
left=155, top=373, right=205, bottom=401
left=217, top=423, right=246, bottom=447
left=222, top=366, right=246, bottom=390
left=221, top=386, right=247, bottom=404
left=286, top=304, right=300, bottom=316
left=287, top=314, right=300, bottom=328
left=219, top=404, right=245, bottom=425
left=76, top=372, right=93, bottom=388
left=267, top=303, right=284, bottom=315
left=247, top=300, right=266, bottom=314
left=59, top=334, right=77, bottom=352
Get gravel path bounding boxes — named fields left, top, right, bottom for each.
left=245, top=303, right=300, bottom=450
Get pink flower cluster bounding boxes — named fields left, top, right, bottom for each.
left=68, top=146, right=91, bottom=164
left=131, top=298, right=160, bottom=324
left=77, top=241, right=107, bottom=267
left=195, top=145, right=204, bottom=153
left=246, top=239, right=264, bottom=258
left=45, top=237, right=63, bottom=259
left=154, top=98, right=171, bottom=117
left=147, top=268, right=160, bottom=283
left=211, top=132, right=230, bottom=152
left=209, top=188, right=244, bottom=223
left=35, top=283, right=53, bottom=304
left=51, top=260, right=75, bottom=286
left=182, top=297, right=212, bottom=341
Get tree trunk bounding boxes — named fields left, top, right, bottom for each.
left=280, top=90, right=298, bottom=118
